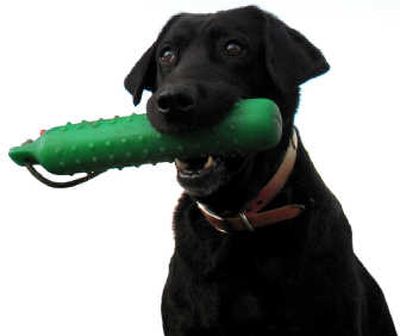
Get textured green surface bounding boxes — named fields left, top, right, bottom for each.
left=9, top=98, right=282, bottom=175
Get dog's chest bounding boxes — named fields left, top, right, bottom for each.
left=163, top=270, right=262, bottom=332
left=162, top=252, right=310, bottom=335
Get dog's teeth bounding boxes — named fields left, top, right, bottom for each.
left=203, top=156, right=215, bottom=170
left=175, top=156, right=215, bottom=173
left=175, top=158, right=189, bottom=170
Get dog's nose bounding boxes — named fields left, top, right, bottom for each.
left=156, top=87, right=196, bottom=116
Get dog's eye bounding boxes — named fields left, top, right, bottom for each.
left=224, top=42, right=243, bottom=56
left=159, top=48, right=178, bottom=66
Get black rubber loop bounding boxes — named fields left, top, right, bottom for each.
left=25, top=163, right=103, bottom=188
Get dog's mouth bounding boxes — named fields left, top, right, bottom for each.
left=174, top=153, right=247, bottom=197
left=175, top=155, right=216, bottom=177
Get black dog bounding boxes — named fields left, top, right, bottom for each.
left=125, top=6, right=397, bottom=335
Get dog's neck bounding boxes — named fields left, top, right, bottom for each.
left=192, top=127, right=296, bottom=216
left=191, top=126, right=330, bottom=223
left=196, top=130, right=307, bottom=232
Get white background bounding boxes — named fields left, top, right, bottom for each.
left=0, top=0, right=399, bottom=334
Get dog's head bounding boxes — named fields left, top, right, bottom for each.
left=125, top=6, right=329, bottom=210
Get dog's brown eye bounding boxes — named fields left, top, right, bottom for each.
left=159, top=49, right=178, bottom=66
left=224, top=42, right=243, bottom=56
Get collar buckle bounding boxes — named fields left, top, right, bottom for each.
left=239, top=212, right=255, bottom=232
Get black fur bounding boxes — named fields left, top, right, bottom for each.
left=125, top=6, right=397, bottom=335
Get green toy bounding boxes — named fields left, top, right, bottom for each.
left=9, top=98, right=282, bottom=184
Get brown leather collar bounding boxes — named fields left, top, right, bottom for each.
left=197, top=130, right=305, bottom=233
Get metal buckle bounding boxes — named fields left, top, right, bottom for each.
left=197, top=202, right=255, bottom=233
left=216, top=221, right=233, bottom=234
left=239, top=212, right=255, bottom=232
left=197, top=202, right=232, bottom=234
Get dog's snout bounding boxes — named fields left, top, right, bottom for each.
left=156, top=87, right=196, bottom=116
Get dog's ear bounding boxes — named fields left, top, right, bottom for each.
left=124, top=14, right=184, bottom=106
left=124, top=42, right=157, bottom=106
left=264, top=13, right=330, bottom=92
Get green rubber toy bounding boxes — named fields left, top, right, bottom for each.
left=9, top=98, right=282, bottom=176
